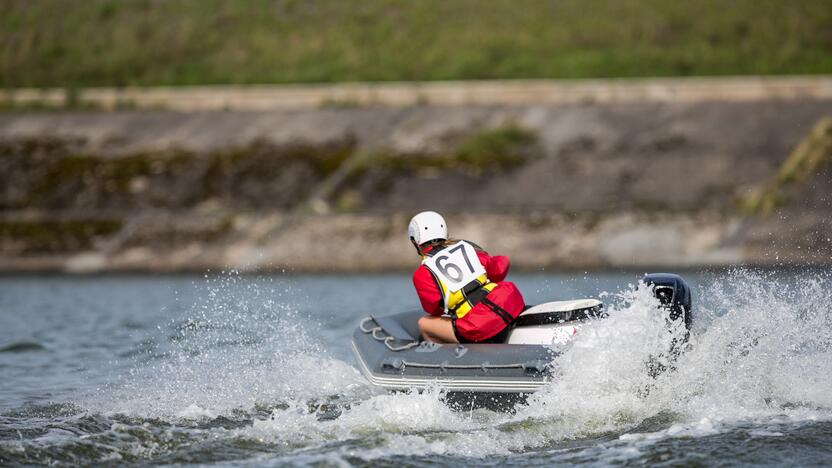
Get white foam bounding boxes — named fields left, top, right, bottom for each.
left=529, top=269, right=832, bottom=453
left=244, top=385, right=489, bottom=454
left=97, top=270, right=832, bottom=460
left=96, top=273, right=371, bottom=419
left=177, top=403, right=217, bottom=420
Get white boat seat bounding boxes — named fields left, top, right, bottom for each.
left=516, top=299, right=603, bottom=326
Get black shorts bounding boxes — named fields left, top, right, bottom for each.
left=452, top=321, right=511, bottom=344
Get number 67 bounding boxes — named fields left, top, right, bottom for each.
left=436, top=245, right=475, bottom=282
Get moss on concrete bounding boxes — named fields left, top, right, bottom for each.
left=7, top=137, right=356, bottom=210
left=452, top=124, right=536, bottom=170
left=0, top=219, right=122, bottom=254
left=365, top=124, right=537, bottom=173
left=740, top=118, right=832, bottom=216
left=320, top=124, right=537, bottom=211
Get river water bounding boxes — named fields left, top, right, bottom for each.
left=1, top=269, right=831, bottom=466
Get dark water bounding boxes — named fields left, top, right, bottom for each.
left=1, top=270, right=831, bottom=466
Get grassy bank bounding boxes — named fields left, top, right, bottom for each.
left=2, top=0, right=832, bottom=88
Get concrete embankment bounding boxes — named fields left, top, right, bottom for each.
left=4, top=76, right=832, bottom=111
left=1, top=77, right=831, bottom=272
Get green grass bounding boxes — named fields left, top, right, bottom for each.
left=2, top=0, right=832, bottom=88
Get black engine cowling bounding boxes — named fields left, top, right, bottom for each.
left=641, top=273, right=693, bottom=378
left=642, top=273, right=692, bottom=330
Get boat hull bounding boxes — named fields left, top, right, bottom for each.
left=351, top=310, right=554, bottom=398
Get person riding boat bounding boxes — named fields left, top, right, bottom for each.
left=409, top=211, right=525, bottom=344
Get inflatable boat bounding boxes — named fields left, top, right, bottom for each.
left=351, top=273, right=692, bottom=409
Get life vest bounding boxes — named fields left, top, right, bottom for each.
left=421, top=240, right=497, bottom=319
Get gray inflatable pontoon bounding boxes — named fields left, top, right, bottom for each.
left=351, top=273, right=692, bottom=410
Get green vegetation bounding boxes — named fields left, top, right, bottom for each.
left=4, top=127, right=531, bottom=218
left=2, top=0, right=831, bottom=88
left=325, top=124, right=536, bottom=212
left=0, top=219, right=122, bottom=254
left=361, top=124, right=537, bottom=174
left=1, top=136, right=355, bottom=212
left=453, top=124, right=536, bottom=169
left=740, top=118, right=832, bottom=216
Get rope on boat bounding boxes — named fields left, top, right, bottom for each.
left=359, top=317, right=378, bottom=333
left=359, top=316, right=421, bottom=352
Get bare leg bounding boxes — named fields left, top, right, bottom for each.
left=418, top=315, right=459, bottom=343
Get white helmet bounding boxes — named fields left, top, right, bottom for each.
left=408, top=211, right=447, bottom=245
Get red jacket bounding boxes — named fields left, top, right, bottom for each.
left=412, top=246, right=511, bottom=315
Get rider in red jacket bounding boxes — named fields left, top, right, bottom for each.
left=409, top=211, right=525, bottom=343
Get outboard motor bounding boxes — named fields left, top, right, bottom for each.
left=642, top=273, right=692, bottom=330
left=642, top=273, right=693, bottom=378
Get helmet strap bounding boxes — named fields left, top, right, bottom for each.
left=411, top=238, right=423, bottom=256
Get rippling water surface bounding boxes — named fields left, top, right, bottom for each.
left=1, top=269, right=831, bottom=466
